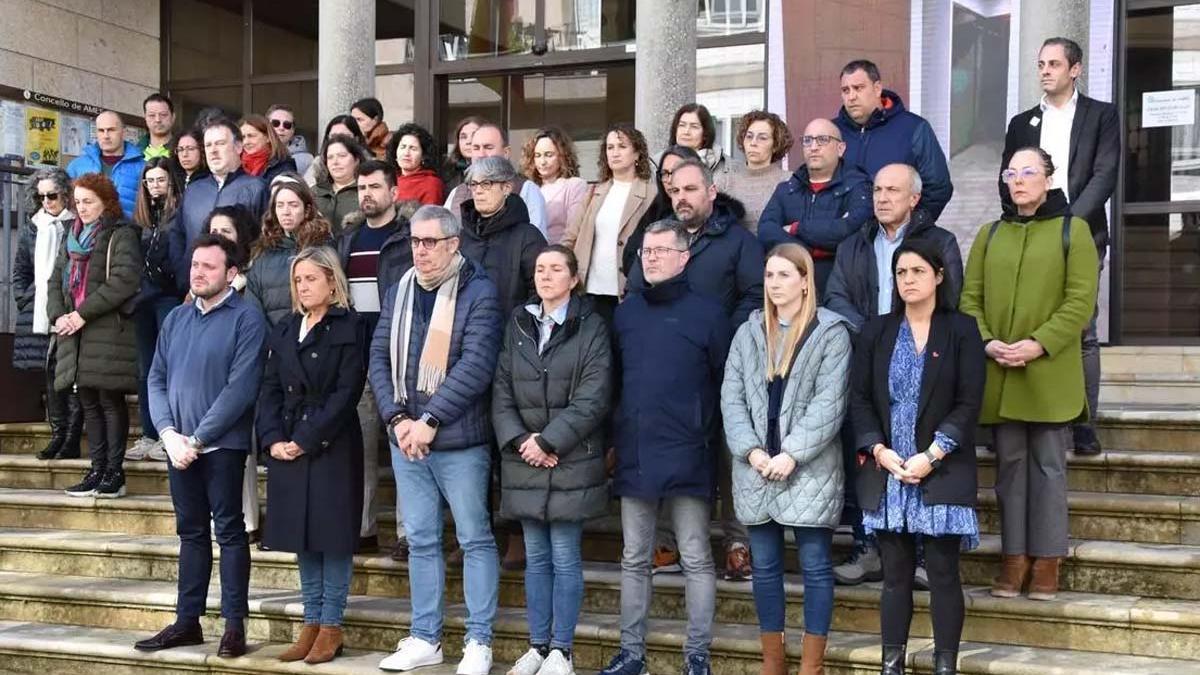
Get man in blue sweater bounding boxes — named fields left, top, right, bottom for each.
left=135, top=233, right=267, bottom=659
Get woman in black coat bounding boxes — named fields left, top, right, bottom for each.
left=849, top=237, right=985, bottom=675
left=257, top=246, right=367, bottom=665
left=492, top=244, right=612, bottom=675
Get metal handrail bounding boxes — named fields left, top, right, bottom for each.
left=1, top=164, right=34, bottom=334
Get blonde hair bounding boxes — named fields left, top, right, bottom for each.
left=764, top=243, right=819, bottom=379
left=289, top=246, right=352, bottom=314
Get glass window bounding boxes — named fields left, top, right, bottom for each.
left=439, top=0, right=536, bottom=60
left=545, top=0, right=636, bottom=51
left=377, top=74, right=416, bottom=127
left=1120, top=211, right=1200, bottom=340
left=253, top=3, right=318, bottom=75
left=173, top=87, right=244, bottom=129
left=377, top=0, right=417, bottom=65
left=697, top=44, right=765, bottom=162
left=697, top=0, right=765, bottom=37
left=251, top=81, right=318, bottom=152
left=169, top=0, right=244, bottom=81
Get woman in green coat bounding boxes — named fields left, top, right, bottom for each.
left=959, top=147, right=1098, bottom=603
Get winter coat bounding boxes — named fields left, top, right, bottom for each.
left=368, top=257, right=503, bottom=452
left=612, top=273, right=733, bottom=501
left=560, top=177, right=656, bottom=296
left=959, top=190, right=1099, bottom=424
left=246, top=235, right=320, bottom=326
left=47, top=221, right=143, bottom=393
left=365, top=122, right=393, bottom=161
left=314, top=181, right=359, bottom=237
left=259, top=307, right=368, bottom=555
left=335, top=212, right=414, bottom=310
left=396, top=168, right=445, bottom=206
left=12, top=209, right=72, bottom=370
left=722, top=308, right=852, bottom=528
left=287, top=136, right=314, bottom=178
left=260, top=155, right=298, bottom=187
left=180, top=169, right=267, bottom=243
left=493, top=295, right=613, bottom=522
left=626, top=194, right=764, bottom=328
left=757, top=161, right=874, bottom=296
left=66, top=142, right=145, bottom=218
left=834, top=89, right=954, bottom=220
left=458, top=194, right=547, bottom=316
left=136, top=206, right=189, bottom=307
left=824, top=208, right=963, bottom=332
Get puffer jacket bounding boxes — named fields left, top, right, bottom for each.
left=721, top=307, right=852, bottom=528
left=12, top=209, right=73, bottom=370
left=246, top=235, right=331, bottom=327
left=66, top=142, right=144, bottom=217
left=458, top=194, right=547, bottom=316
left=493, top=295, right=613, bottom=522
left=47, top=220, right=143, bottom=393
left=314, top=181, right=359, bottom=237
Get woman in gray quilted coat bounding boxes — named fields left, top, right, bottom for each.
left=721, top=242, right=851, bottom=675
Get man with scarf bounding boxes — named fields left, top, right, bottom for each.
left=370, top=204, right=503, bottom=675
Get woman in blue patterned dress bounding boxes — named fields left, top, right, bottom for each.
left=848, top=238, right=986, bottom=675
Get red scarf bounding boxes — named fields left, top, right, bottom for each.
left=242, top=148, right=270, bottom=176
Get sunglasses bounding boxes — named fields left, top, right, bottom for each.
left=39, top=192, right=61, bottom=201
left=270, top=119, right=295, bottom=130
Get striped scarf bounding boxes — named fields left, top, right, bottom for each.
left=64, top=219, right=101, bottom=309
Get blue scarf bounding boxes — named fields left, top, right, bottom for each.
left=64, top=219, right=101, bottom=308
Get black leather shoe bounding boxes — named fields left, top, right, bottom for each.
left=134, top=622, right=204, bottom=651
left=1073, top=425, right=1102, bottom=456
left=217, top=629, right=247, bottom=657
left=882, top=644, right=906, bottom=675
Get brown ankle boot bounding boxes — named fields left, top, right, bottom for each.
left=501, top=532, right=526, bottom=571
left=303, top=625, right=344, bottom=664
left=990, top=554, right=1030, bottom=598
left=1027, top=557, right=1062, bottom=600
left=759, top=631, right=786, bottom=675
left=278, top=623, right=319, bottom=661
left=800, top=633, right=827, bottom=675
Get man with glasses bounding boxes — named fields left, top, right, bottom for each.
left=141, top=94, right=176, bottom=161
left=600, top=218, right=732, bottom=675
left=179, top=118, right=267, bottom=244
left=999, top=36, right=1118, bottom=457
left=373, top=205, right=502, bottom=675
left=443, top=122, right=548, bottom=237
left=835, top=59, right=953, bottom=220
left=66, top=110, right=144, bottom=217
left=758, top=117, right=873, bottom=295
left=266, top=103, right=314, bottom=177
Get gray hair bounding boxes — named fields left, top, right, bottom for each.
left=25, top=167, right=72, bottom=211
left=876, top=163, right=923, bottom=195
left=411, top=204, right=461, bottom=237
left=669, top=158, right=714, bottom=188
left=465, top=155, right=517, bottom=184
left=644, top=218, right=689, bottom=251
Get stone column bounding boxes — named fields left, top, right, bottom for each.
left=1018, top=0, right=1091, bottom=109
left=635, top=0, right=697, bottom=155
left=319, top=0, right=376, bottom=131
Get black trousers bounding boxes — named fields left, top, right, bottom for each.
left=877, top=531, right=964, bottom=651
left=77, top=387, right=128, bottom=471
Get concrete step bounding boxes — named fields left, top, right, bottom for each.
left=0, top=422, right=143, bottom=456
left=1101, top=373, right=1200, bottom=406
left=1100, top=346, right=1200, bottom=375
left=976, top=489, right=1200, bottom=546
left=0, top=570, right=1199, bottom=665
left=1094, top=405, right=1200, bottom=454
left=974, top=448, right=1200, bottom=497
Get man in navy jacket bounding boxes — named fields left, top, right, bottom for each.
left=179, top=118, right=267, bottom=243
left=136, top=234, right=267, bottom=658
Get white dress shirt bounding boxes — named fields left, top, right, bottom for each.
left=1038, top=88, right=1077, bottom=200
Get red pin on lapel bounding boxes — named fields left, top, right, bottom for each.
left=932, top=351, right=940, bottom=358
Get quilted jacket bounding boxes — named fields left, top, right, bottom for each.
left=721, top=307, right=852, bottom=528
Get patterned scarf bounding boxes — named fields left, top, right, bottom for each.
left=64, top=218, right=101, bottom=308
left=389, top=253, right=465, bottom=403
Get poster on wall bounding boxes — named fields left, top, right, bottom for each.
left=0, top=100, right=23, bottom=160
left=25, top=106, right=60, bottom=167
left=61, top=115, right=91, bottom=157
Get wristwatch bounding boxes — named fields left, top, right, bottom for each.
left=387, top=413, right=408, bottom=429
left=186, top=435, right=203, bottom=451
left=419, top=412, right=441, bottom=430
left=922, top=448, right=943, bottom=469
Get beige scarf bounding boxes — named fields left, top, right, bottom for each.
left=390, top=253, right=465, bottom=403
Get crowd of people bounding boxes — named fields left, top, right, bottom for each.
left=9, top=36, right=1117, bottom=675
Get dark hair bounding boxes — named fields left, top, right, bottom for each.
left=537, top=244, right=580, bottom=279
left=520, top=127, right=580, bottom=185
left=192, top=106, right=229, bottom=131
left=134, top=157, right=182, bottom=230
left=202, top=116, right=242, bottom=143
left=143, top=93, right=174, bottom=114
left=323, top=114, right=365, bottom=145
left=71, top=173, right=124, bottom=222
left=387, top=122, right=440, bottom=172
left=448, top=116, right=488, bottom=164
left=238, top=114, right=290, bottom=165
left=265, top=103, right=294, bottom=117
left=1042, top=37, right=1084, bottom=68
left=600, top=123, right=652, bottom=182
left=322, top=133, right=369, bottom=166
left=655, top=145, right=700, bottom=188
left=669, top=103, right=717, bottom=150
left=890, top=237, right=954, bottom=313
left=174, top=128, right=208, bottom=175
left=736, top=110, right=794, bottom=164
left=473, top=122, right=509, bottom=146
left=254, top=181, right=332, bottom=259
left=350, top=97, right=384, bottom=121
left=191, top=232, right=242, bottom=271
left=1009, top=145, right=1055, bottom=177
left=841, top=59, right=882, bottom=82
left=667, top=157, right=714, bottom=188
left=205, top=204, right=258, bottom=266
left=358, top=158, right=398, bottom=187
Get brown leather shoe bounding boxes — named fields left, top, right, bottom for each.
left=990, top=554, right=1030, bottom=598
left=304, top=625, right=344, bottom=664
left=1027, top=557, right=1062, bottom=600
left=652, top=545, right=681, bottom=574
left=800, top=633, right=827, bottom=675
left=501, top=532, right=526, bottom=571
left=277, top=623, right=319, bottom=662
left=759, top=631, right=786, bottom=675
left=724, top=542, right=753, bottom=581
left=390, top=537, right=409, bottom=562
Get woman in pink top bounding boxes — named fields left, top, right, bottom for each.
left=521, top=127, right=588, bottom=244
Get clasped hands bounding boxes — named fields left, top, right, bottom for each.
left=871, top=444, right=937, bottom=485
left=985, top=338, right=1043, bottom=368
left=52, top=311, right=86, bottom=336
left=269, top=440, right=306, bottom=462
left=393, top=418, right=437, bottom=461
left=747, top=449, right=797, bottom=482
left=160, top=429, right=198, bottom=471
left=517, top=433, right=558, bottom=468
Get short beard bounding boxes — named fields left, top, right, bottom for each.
left=361, top=201, right=390, bottom=219
left=192, top=281, right=228, bottom=300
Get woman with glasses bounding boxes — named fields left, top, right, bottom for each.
left=248, top=177, right=335, bottom=326
left=521, top=127, right=588, bottom=245
left=127, top=158, right=188, bottom=462
left=388, top=122, right=445, bottom=207
left=15, top=168, right=83, bottom=460
left=173, top=129, right=208, bottom=187
left=267, top=104, right=313, bottom=177
left=723, top=111, right=793, bottom=233
left=239, top=114, right=298, bottom=186
left=314, top=135, right=368, bottom=236
left=960, top=147, right=1098, bottom=603
left=560, top=123, right=655, bottom=320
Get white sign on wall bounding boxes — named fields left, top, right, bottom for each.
left=1142, top=89, right=1196, bottom=128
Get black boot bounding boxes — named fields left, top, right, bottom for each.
left=881, top=644, right=906, bottom=675
left=37, top=424, right=66, bottom=460
left=37, top=386, right=69, bottom=460
left=933, top=650, right=957, bottom=675
left=55, top=393, right=84, bottom=459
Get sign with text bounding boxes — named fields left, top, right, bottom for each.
left=25, top=106, right=60, bottom=167
left=1142, top=89, right=1196, bottom=128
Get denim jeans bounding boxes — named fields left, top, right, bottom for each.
left=297, top=551, right=354, bottom=626
left=135, top=295, right=177, bottom=440
left=391, top=442, right=498, bottom=645
left=522, top=519, right=584, bottom=649
left=748, top=522, right=834, bottom=636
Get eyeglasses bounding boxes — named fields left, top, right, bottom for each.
left=38, top=192, right=61, bottom=201
left=410, top=235, right=456, bottom=250
left=143, top=176, right=169, bottom=186
left=466, top=180, right=502, bottom=192
left=270, top=119, right=294, bottom=130
left=801, top=135, right=842, bottom=148
left=743, top=132, right=773, bottom=144
left=638, top=246, right=686, bottom=258
left=1000, top=167, right=1043, bottom=183
left=176, top=145, right=199, bottom=154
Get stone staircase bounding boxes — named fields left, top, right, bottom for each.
left=0, top=351, right=1198, bottom=673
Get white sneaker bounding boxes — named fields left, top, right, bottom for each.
left=124, top=437, right=155, bottom=461
left=379, top=636, right=443, bottom=671
left=456, top=639, right=493, bottom=675
left=507, top=648, right=545, bottom=675
left=537, top=649, right=575, bottom=675
left=146, top=440, right=168, bottom=462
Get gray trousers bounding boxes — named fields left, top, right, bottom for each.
left=620, top=496, right=715, bottom=659
left=993, top=422, right=1070, bottom=557
left=656, top=442, right=747, bottom=550
left=1074, top=261, right=1104, bottom=439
